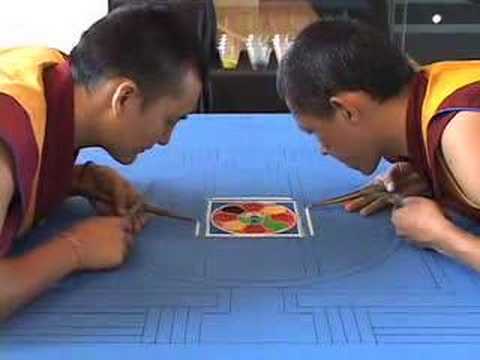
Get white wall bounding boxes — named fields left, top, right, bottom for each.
left=0, top=0, right=108, bottom=52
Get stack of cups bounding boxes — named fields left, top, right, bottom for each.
left=245, top=34, right=272, bottom=71
left=272, top=33, right=293, bottom=63
left=217, top=33, right=241, bottom=70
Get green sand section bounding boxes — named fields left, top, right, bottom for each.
left=239, top=214, right=265, bottom=225
left=239, top=214, right=250, bottom=225
left=264, top=216, right=289, bottom=232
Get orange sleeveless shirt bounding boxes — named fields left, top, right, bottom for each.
left=406, top=61, right=480, bottom=220
left=0, top=48, right=76, bottom=256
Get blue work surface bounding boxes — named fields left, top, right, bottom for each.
left=2, top=114, right=480, bottom=359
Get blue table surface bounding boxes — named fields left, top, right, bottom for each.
left=2, top=114, right=480, bottom=359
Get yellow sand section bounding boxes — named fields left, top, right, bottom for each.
left=222, top=220, right=247, bottom=232
left=261, top=205, right=289, bottom=216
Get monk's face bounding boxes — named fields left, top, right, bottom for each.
left=108, top=68, right=202, bottom=165
left=292, top=109, right=381, bottom=175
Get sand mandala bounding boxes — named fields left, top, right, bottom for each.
left=205, top=197, right=304, bottom=238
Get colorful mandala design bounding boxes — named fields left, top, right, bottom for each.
left=211, top=202, right=298, bottom=235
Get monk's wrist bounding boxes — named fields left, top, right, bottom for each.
left=438, top=222, right=476, bottom=256
left=55, top=231, right=83, bottom=273
left=71, top=161, right=97, bottom=196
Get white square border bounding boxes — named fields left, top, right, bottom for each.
left=204, top=197, right=305, bottom=238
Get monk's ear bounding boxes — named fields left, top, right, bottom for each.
left=111, top=80, right=140, bottom=118
left=329, top=91, right=367, bottom=126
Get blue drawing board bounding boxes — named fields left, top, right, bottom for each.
left=2, top=114, right=480, bottom=359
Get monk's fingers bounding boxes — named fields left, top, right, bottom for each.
left=373, top=174, right=396, bottom=192
left=359, top=195, right=391, bottom=216
left=397, top=181, right=430, bottom=199
left=344, top=192, right=383, bottom=213
left=140, top=213, right=153, bottom=226
left=93, top=200, right=115, bottom=216
left=132, top=213, right=148, bottom=233
left=126, top=210, right=151, bottom=234
left=127, top=192, right=144, bottom=211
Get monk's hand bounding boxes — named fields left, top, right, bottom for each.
left=344, top=162, right=431, bottom=216
left=391, top=196, right=452, bottom=252
left=59, top=214, right=148, bottom=271
left=74, top=163, right=144, bottom=216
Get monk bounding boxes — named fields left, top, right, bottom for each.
left=277, top=18, right=480, bottom=271
left=0, top=4, right=205, bottom=319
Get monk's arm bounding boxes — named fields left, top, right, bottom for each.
left=0, top=141, right=78, bottom=321
left=437, top=223, right=480, bottom=272
left=439, top=111, right=480, bottom=270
